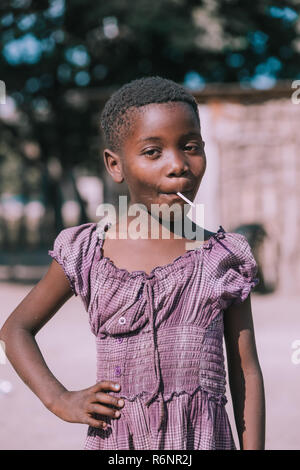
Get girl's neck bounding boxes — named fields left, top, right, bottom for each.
left=115, top=205, right=199, bottom=241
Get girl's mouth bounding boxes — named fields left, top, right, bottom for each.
left=160, top=190, right=193, bottom=200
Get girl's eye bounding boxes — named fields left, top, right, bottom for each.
left=184, top=144, right=201, bottom=151
left=185, top=142, right=204, bottom=152
left=143, top=149, right=160, bottom=157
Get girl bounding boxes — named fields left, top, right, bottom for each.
left=0, top=76, right=265, bottom=450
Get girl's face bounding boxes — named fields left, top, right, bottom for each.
left=105, top=101, right=206, bottom=216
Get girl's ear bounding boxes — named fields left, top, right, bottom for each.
left=103, top=148, right=124, bottom=184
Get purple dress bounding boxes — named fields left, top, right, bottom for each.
left=48, top=218, right=259, bottom=450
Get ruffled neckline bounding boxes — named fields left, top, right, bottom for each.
left=95, top=219, right=227, bottom=281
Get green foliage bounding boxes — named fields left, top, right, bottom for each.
left=0, top=0, right=299, bottom=171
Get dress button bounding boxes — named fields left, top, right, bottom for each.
left=117, top=337, right=123, bottom=343
left=115, top=366, right=121, bottom=376
left=118, top=317, right=126, bottom=325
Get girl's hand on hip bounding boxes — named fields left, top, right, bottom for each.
left=49, top=380, right=125, bottom=429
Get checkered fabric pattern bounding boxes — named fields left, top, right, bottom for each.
left=48, top=220, right=259, bottom=450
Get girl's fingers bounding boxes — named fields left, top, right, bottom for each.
left=87, top=402, right=121, bottom=419
left=92, top=391, right=124, bottom=409
left=90, top=381, right=120, bottom=393
left=85, top=415, right=107, bottom=429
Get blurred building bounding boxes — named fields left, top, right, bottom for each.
left=194, top=81, right=298, bottom=295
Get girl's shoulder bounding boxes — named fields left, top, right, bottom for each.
left=203, top=227, right=260, bottom=308
left=204, top=226, right=255, bottom=261
left=48, top=222, right=99, bottom=259
left=48, top=222, right=99, bottom=302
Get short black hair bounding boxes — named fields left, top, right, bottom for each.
left=100, top=75, right=200, bottom=153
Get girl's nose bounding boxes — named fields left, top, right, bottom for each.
left=167, top=151, right=189, bottom=175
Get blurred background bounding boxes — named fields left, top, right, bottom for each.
left=0, top=0, right=299, bottom=450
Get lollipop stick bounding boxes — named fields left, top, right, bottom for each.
left=176, top=192, right=195, bottom=207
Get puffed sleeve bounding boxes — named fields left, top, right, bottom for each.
left=48, top=222, right=99, bottom=310
left=217, top=233, right=260, bottom=310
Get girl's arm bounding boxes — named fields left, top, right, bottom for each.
left=0, top=260, right=74, bottom=409
left=0, top=260, right=124, bottom=428
left=223, top=294, right=266, bottom=450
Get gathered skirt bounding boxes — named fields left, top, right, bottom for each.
left=84, top=387, right=236, bottom=450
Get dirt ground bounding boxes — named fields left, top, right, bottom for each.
left=0, top=282, right=299, bottom=450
